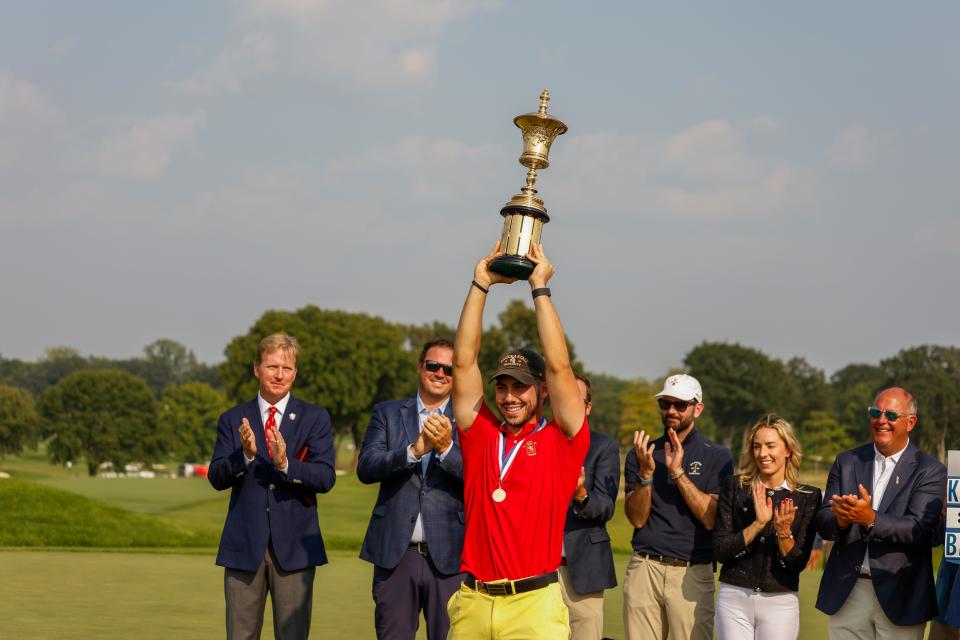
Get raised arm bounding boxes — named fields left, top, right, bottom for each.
left=526, top=243, right=584, bottom=438
left=452, top=242, right=515, bottom=430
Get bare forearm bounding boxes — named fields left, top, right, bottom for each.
left=532, top=294, right=582, bottom=435
left=533, top=294, right=572, bottom=372
left=676, top=474, right=718, bottom=530
left=453, top=288, right=486, bottom=369
left=777, top=536, right=795, bottom=556
left=740, top=520, right=766, bottom=547
left=625, top=487, right=652, bottom=528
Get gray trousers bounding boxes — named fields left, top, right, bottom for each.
left=224, top=545, right=316, bottom=640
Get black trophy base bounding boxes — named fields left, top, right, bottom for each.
left=490, top=255, right=534, bottom=280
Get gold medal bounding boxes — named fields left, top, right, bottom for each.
left=492, top=487, right=507, bottom=502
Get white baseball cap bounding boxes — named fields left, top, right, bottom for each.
left=654, top=374, right=702, bottom=403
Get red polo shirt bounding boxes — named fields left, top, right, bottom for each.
left=458, top=403, right=590, bottom=582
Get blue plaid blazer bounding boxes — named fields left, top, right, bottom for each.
left=357, top=396, right=465, bottom=576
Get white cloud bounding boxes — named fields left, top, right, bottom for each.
left=176, top=32, right=275, bottom=96
left=825, top=125, right=876, bottom=169
left=178, top=0, right=498, bottom=94
left=0, top=68, right=62, bottom=167
left=0, top=68, right=61, bottom=126
left=86, top=111, right=207, bottom=178
left=551, top=119, right=807, bottom=221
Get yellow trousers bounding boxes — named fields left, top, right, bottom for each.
left=446, top=582, right=570, bottom=639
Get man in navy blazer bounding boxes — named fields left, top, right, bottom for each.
left=560, top=375, right=620, bottom=640
left=816, top=387, right=946, bottom=639
left=358, top=338, right=465, bottom=640
left=209, top=333, right=336, bottom=640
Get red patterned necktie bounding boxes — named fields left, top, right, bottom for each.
left=264, top=406, right=278, bottom=460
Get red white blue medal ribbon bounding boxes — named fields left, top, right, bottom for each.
left=492, top=417, right=547, bottom=502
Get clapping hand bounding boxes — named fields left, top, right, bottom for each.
left=664, top=428, right=685, bottom=476
left=774, top=497, right=797, bottom=537
left=830, top=484, right=875, bottom=528
left=573, top=467, right=588, bottom=502
left=423, top=413, right=453, bottom=453
left=267, top=427, right=288, bottom=469
left=239, top=418, right=257, bottom=458
left=633, top=431, right=655, bottom=482
left=753, top=480, right=773, bottom=526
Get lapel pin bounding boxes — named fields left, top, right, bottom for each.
left=289, top=413, right=296, bottom=421
left=895, top=475, right=899, bottom=485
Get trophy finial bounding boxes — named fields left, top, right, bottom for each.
left=538, top=89, right=550, bottom=115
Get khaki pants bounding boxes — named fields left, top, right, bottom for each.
left=447, top=582, right=569, bottom=640
left=622, top=553, right=714, bottom=640
left=558, top=565, right=604, bottom=640
left=829, top=578, right=925, bottom=640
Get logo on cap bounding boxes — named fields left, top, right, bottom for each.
left=500, top=353, right=529, bottom=369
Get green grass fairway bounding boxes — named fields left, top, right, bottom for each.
left=0, top=477, right=215, bottom=547
left=0, top=549, right=838, bottom=639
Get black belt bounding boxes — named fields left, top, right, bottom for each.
left=409, top=542, right=429, bottom=556
left=463, top=571, right=558, bottom=596
left=636, top=552, right=703, bottom=568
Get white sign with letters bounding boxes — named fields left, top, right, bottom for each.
left=946, top=450, right=960, bottom=564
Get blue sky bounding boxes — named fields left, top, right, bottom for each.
left=2, top=1, right=957, bottom=380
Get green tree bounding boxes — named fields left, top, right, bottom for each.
left=0, top=386, right=39, bottom=462
left=585, top=373, right=630, bottom=440
left=619, top=377, right=661, bottom=447
left=38, top=370, right=164, bottom=476
left=684, top=342, right=795, bottom=447
left=404, top=322, right=456, bottom=353
left=881, top=345, right=960, bottom=461
left=798, top=410, right=855, bottom=472
left=117, top=339, right=218, bottom=392
left=830, top=363, right=886, bottom=446
left=160, top=382, right=232, bottom=462
left=219, top=307, right=416, bottom=462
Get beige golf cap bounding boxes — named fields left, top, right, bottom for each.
left=654, top=374, right=702, bottom=403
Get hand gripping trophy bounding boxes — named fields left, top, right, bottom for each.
left=489, top=89, right=568, bottom=279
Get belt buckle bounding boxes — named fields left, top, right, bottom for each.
left=412, top=542, right=428, bottom=556
left=483, top=581, right=512, bottom=596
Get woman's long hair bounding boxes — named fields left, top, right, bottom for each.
left=737, top=413, right=803, bottom=489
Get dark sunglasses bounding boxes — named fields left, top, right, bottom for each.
left=657, top=398, right=694, bottom=412
left=867, top=406, right=914, bottom=422
left=424, top=360, right=453, bottom=376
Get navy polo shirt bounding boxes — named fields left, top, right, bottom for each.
left=624, top=427, right=733, bottom=564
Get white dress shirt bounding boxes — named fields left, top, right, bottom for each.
left=244, top=392, right=290, bottom=473
left=861, top=440, right=908, bottom=575
left=407, top=394, right=452, bottom=544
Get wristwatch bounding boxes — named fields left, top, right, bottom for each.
left=638, top=476, right=653, bottom=486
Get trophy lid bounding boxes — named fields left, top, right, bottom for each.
left=513, top=89, right=567, bottom=170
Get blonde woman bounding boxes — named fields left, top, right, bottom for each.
left=713, top=415, right=822, bottom=640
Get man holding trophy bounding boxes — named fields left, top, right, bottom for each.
left=447, top=241, right=590, bottom=639
left=423, top=89, right=580, bottom=639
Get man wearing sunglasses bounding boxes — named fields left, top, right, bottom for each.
left=358, top=338, right=465, bottom=640
left=816, top=387, right=946, bottom=640
left=622, top=373, right=734, bottom=640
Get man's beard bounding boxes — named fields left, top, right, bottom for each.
left=662, top=411, right=694, bottom=434
left=499, top=402, right=537, bottom=427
